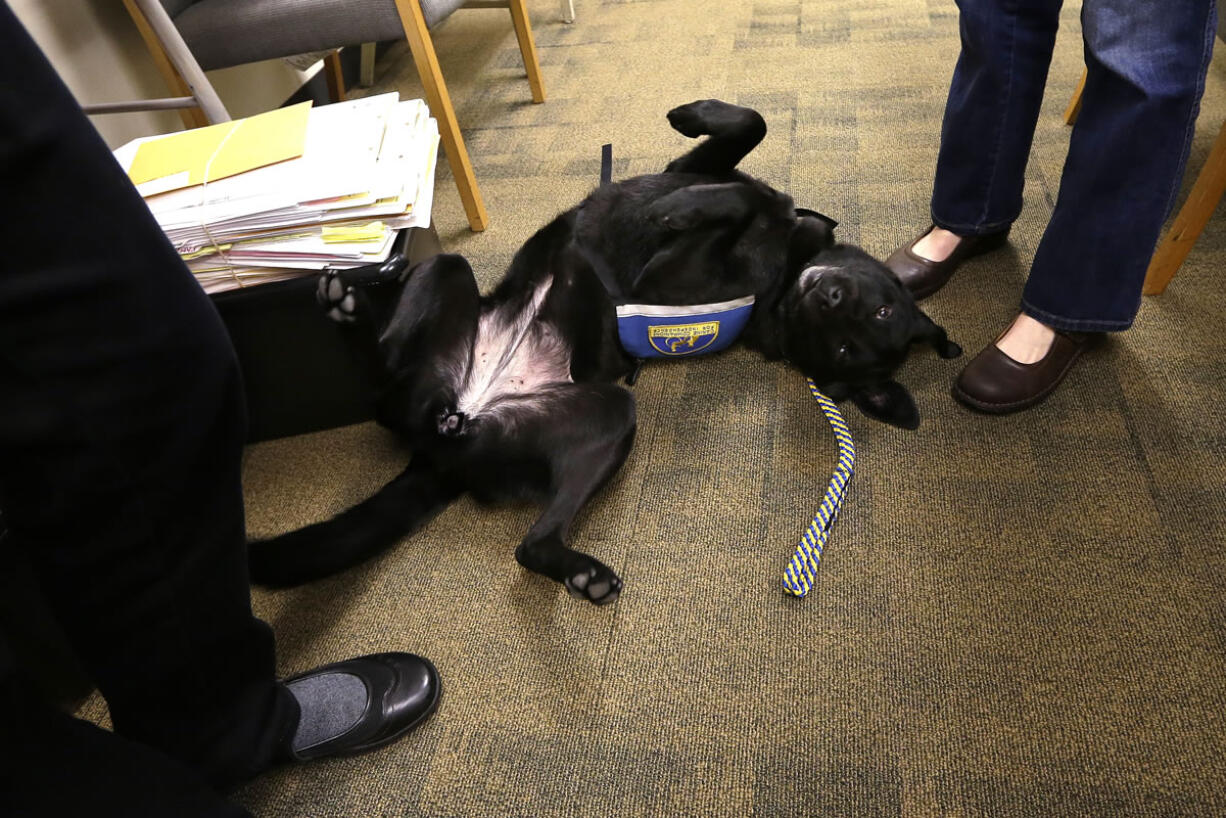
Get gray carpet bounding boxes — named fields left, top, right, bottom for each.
left=88, top=0, right=1226, bottom=814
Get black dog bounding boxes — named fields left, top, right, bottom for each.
left=248, top=100, right=961, bottom=603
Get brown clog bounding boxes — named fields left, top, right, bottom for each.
left=884, top=226, right=1010, bottom=300
left=952, top=330, right=1096, bottom=414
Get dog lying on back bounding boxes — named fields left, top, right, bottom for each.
left=248, top=99, right=962, bottom=604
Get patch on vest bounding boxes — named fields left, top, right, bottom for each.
left=648, top=321, right=720, bottom=355
left=615, top=295, right=754, bottom=360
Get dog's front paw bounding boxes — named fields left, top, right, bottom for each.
left=316, top=270, right=358, bottom=323
left=646, top=193, right=700, bottom=231
left=939, top=339, right=963, bottom=359
left=565, top=559, right=622, bottom=606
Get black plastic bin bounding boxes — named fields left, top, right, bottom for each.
left=210, top=224, right=441, bottom=443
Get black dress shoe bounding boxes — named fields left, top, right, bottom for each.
left=284, top=652, right=440, bottom=761
left=884, top=226, right=1010, bottom=300
left=953, top=330, right=1096, bottom=414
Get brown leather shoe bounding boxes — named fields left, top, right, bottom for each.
left=884, top=226, right=1010, bottom=300
left=952, top=330, right=1096, bottom=414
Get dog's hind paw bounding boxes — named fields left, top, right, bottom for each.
left=666, top=100, right=719, bottom=138
left=437, top=408, right=467, bottom=437
left=316, top=270, right=358, bottom=323
left=565, top=562, right=622, bottom=606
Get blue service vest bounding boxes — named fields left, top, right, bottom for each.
left=589, top=142, right=835, bottom=366
left=614, top=295, right=754, bottom=359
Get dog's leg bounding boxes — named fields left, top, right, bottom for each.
left=630, top=183, right=762, bottom=294
left=663, top=99, right=767, bottom=175
left=646, top=182, right=759, bottom=231
left=311, top=269, right=409, bottom=384
left=489, top=212, right=573, bottom=300
left=373, top=254, right=482, bottom=438
left=512, top=384, right=636, bottom=605
left=911, top=311, right=964, bottom=359
left=379, top=253, right=480, bottom=373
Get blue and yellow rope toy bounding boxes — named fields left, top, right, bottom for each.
left=781, top=379, right=856, bottom=597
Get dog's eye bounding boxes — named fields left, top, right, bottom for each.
left=876, top=305, right=893, bottom=320
left=837, top=343, right=850, bottom=359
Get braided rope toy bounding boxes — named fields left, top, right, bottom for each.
left=781, top=378, right=856, bottom=597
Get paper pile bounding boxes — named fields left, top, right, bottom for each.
left=112, top=93, right=439, bottom=294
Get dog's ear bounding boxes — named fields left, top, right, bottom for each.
left=788, top=215, right=836, bottom=271
left=850, top=380, right=920, bottom=430
left=911, top=311, right=962, bottom=359
left=817, top=380, right=853, bottom=401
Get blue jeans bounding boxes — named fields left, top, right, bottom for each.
left=931, top=0, right=1217, bottom=332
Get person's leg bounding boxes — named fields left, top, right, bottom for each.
left=1021, top=0, right=1218, bottom=332
left=0, top=0, right=298, bottom=793
left=889, top=0, right=1064, bottom=294
left=0, top=5, right=441, bottom=804
left=931, top=0, right=1066, bottom=237
left=1, top=641, right=253, bottom=818
left=953, top=0, right=1218, bottom=414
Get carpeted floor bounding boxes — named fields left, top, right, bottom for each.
left=109, top=1, right=1226, bottom=815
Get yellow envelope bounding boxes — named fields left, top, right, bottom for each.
left=127, top=101, right=312, bottom=191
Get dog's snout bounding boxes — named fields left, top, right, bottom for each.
left=812, top=280, right=848, bottom=311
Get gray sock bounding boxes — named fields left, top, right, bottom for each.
left=286, top=671, right=370, bottom=753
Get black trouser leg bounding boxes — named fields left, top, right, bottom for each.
left=0, top=0, right=296, bottom=803
left=0, top=641, right=252, bottom=818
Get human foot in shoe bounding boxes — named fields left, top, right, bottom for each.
left=884, top=225, right=1010, bottom=300
left=285, top=652, right=440, bottom=761
left=994, top=313, right=1056, bottom=363
left=911, top=226, right=963, bottom=262
left=953, top=313, right=1096, bottom=414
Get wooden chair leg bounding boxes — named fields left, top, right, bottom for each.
left=393, top=0, right=489, bottom=232
left=508, top=0, right=546, bottom=103
left=359, top=43, right=377, bottom=87
left=1064, top=68, right=1087, bottom=126
left=1143, top=119, right=1226, bottom=295
left=122, top=0, right=209, bottom=128
left=323, top=50, right=347, bottom=103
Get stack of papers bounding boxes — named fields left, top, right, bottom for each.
left=113, top=93, right=439, bottom=294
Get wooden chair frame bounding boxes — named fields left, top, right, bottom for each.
left=123, top=0, right=549, bottom=233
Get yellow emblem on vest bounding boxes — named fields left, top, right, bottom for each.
left=648, top=321, right=720, bottom=356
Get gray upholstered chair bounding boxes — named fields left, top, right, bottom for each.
left=123, top=0, right=548, bottom=232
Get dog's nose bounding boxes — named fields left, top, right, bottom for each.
left=816, top=284, right=843, bottom=310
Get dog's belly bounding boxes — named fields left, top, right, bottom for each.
left=456, top=276, right=572, bottom=422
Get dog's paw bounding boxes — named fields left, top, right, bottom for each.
left=565, top=561, right=622, bottom=606
left=316, top=270, right=358, bottom=323
left=436, top=407, right=467, bottom=437
left=666, top=100, right=720, bottom=138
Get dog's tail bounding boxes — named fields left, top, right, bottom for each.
left=247, top=460, right=458, bottom=588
